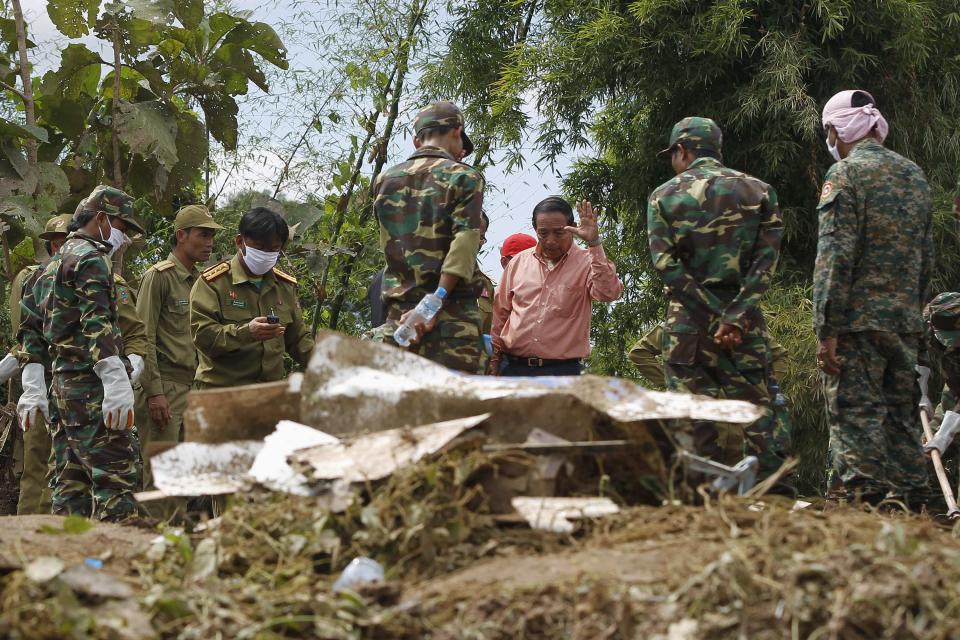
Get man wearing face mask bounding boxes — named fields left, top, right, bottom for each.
left=190, top=207, right=314, bottom=388
left=815, top=90, right=933, bottom=506
left=18, top=186, right=145, bottom=521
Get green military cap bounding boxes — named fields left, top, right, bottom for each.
left=39, top=213, right=74, bottom=240
left=174, top=204, right=224, bottom=231
left=657, top=116, right=723, bottom=158
left=81, top=184, right=146, bottom=235
left=414, top=101, right=474, bottom=157
left=925, top=292, right=960, bottom=350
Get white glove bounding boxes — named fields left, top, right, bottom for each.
left=0, top=353, right=20, bottom=384
left=17, top=363, right=48, bottom=432
left=917, top=366, right=934, bottom=416
left=93, top=355, right=135, bottom=431
left=924, top=410, right=960, bottom=456
left=128, top=354, right=144, bottom=385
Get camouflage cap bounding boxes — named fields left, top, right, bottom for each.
left=414, top=101, right=474, bottom=157
left=39, top=213, right=74, bottom=240
left=81, top=184, right=146, bottom=235
left=657, top=116, right=723, bottom=158
left=174, top=204, right=223, bottom=231
left=925, top=292, right=960, bottom=350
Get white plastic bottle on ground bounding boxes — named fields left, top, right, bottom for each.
left=393, top=287, right=447, bottom=347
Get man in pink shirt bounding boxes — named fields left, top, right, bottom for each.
left=491, top=196, right=623, bottom=376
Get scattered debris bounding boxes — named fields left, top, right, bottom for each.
left=680, top=451, right=759, bottom=495
left=148, top=441, right=262, bottom=497
left=511, top=496, right=620, bottom=532
left=332, top=556, right=385, bottom=593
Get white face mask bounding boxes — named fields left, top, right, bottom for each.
left=241, top=244, right=279, bottom=276
left=825, top=137, right=841, bottom=163
left=107, top=225, right=131, bottom=257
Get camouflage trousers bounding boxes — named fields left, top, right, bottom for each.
left=664, top=327, right=782, bottom=475
left=822, top=331, right=927, bottom=501
left=51, top=372, right=140, bottom=521
left=384, top=298, right=485, bottom=374
left=17, top=413, right=53, bottom=515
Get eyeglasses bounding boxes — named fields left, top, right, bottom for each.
left=535, top=228, right=570, bottom=239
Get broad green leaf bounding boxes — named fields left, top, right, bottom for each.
left=34, top=162, right=70, bottom=206
left=208, top=12, right=243, bottom=46
left=114, top=100, right=179, bottom=170
left=127, top=17, right=161, bottom=48
left=0, top=120, right=48, bottom=144
left=99, top=66, right=150, bottom=100
left=0, top=140, right=29, bottom=179
left=125, top=0, right=175, bottom=23
left=0, top=18, right=36, bottom=54
left=196, top=92, right=239, bottom=149
left=222, top=21, right=289, bottom=70
left=46, top=0, right=100, bottom=38
left=40, top=44, right=101, bottom=100
left=282, top=202, right=324, bottom=237
left=0, top=194, right=42, bottom=236
left=173, top=0, right=203, bottom=29
left=157, top=38, right=185, bottom=59
left=212, top=43, right=268, bottom=93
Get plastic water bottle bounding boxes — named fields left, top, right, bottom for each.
left=770, top=383, right=787, bottom=407
left=393, top=287, right=447, bottom=347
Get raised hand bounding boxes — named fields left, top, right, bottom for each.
left=566, top=200, right=601, bottom=245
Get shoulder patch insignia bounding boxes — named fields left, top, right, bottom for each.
left=820, top=181, right=833, bottom=199
left=155, top=260, right=175, bottom=272
left=202, top=261, right=230, bottom=282
left=272, top=267, right=298, bottom=285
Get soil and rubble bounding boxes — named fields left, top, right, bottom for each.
left=2, top=334, right=960, bottom=638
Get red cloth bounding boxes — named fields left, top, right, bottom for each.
left=500, top=233, right=537, bottom=258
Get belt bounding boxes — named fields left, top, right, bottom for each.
left=505, top=354, right=581, bottom=368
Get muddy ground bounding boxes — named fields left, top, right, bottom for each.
left=1, top=492, right=959, bottom=639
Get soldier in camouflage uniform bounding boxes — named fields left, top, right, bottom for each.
left=18, top=186, right=144, bottom=521
left=647, top=117, right=784, bottom=475
left=919, top=293, right=960, bottom=459
left=374, top=101, right=486, bottom=374
left=815, top=90, right=933, bottom=504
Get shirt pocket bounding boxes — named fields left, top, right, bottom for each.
left=549, top=284, right=580, bottom=318
left=221, top=300, right=255, bottom=324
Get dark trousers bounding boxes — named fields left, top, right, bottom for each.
left=501, top=358, right=582, bottom=377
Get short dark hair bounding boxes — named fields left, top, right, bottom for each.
left=44, top=241, right=53, bottom=255
left=677, top=141, right=720, bottom=161
left=851, top=90, right=876, bottom=108
left=532, top=196, right=575, bottom=228
left=417, top=124, right=455, bottom=140
left=239, top=207, right=289, bottom=245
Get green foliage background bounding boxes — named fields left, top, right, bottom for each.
left=427, top=0, right=960, bottom=493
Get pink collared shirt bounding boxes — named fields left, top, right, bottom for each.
left=492, top=243, right=623, bottom=359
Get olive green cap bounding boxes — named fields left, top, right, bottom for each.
left=39, top=214, right=73, bottom=240
left=414, top=101, right=474, bottom=157
left=174, top=204, right=223, bottom=231
left=658, top=116, right=723, bottom=158
left=80, top=184, right=146, bottom=235
left=925, top=292, right=960, bottom=350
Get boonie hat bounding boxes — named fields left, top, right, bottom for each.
left=414, top=101, right=474, bottom=157
left=39, top=213, right=73, bottom=240
left=80, top=185, right=146, bottom=235
left=174, top=204, right=223, bottom=231
left=658, top=116, right=723, bottom=158
left=925, top=292, right=960, bottom=351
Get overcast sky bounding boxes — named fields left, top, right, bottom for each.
left=21, top=0, right=576, bottom=280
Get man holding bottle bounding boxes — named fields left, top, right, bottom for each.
left=374, top=101, right=487, bottom=374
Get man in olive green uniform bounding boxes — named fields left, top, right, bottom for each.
left=374, top=101, right=486, bottom=374
left=6, top=214, right=72, bottom=514
left=136, top=205, right=222, bottom=487
left=191, top=207, right=314, bottom=388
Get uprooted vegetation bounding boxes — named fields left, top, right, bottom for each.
left=2, top=450, right=960, bottom=639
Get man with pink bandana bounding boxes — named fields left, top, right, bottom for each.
left=814, top=89, right=933, bottom=506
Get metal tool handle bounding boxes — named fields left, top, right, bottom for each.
left=921, top=409, right=960, bottom=517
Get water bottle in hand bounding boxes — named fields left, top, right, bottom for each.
left=393, top=287, right=447, bottom=347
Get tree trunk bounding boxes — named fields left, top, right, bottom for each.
left=10, top=0, right=36, bottom=165
left=111, top=23, right=123, bottom=188
left=327, top=0, right=426, bottom=331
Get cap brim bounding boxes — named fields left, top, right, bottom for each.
left=461, top=131, right=474, bottom=157
left=190, top=221, right=225, bottom=231
left=38, top=231, right=68, bottom=240
left=126, top=217, right=147, bottom=236
left=934, top=328, right=960, bottom=350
